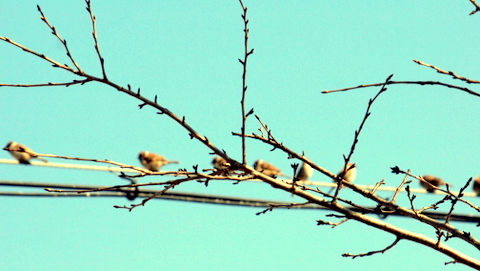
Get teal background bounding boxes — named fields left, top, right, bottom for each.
left=1, top=1, right=480, bottom=270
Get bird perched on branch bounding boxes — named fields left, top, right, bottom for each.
left=212, top=156, right=230, bottom=170
left=472, top=176, right=480, bottom=196
left=138, top=151, right=179, bottom=171
left=3, top=141, right=47, bottom=164
left=420, top=175, right=447, bottom=193
left=253, top=159, right=290, bottom=178
left=296, top=162, right=313, bottom=181
left=336, top=163, right=356, bottom=183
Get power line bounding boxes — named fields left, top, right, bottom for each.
left=1, top=159, right=478, bottom=196
left=1, top=180, right=479, bottom=223
left=0, top=158, right=139, bottom=173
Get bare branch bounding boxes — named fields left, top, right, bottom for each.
left=390, top=171, right=411, bottom=204
left=316, top=217, right=349, bottom=228
left=37, top=5, right=84, bottom=74
left=256, top=202, right=310, bottom=216
left=238, top=0, right=253, bottom=165
left=343, top=236, right=401, bottom=259
left=0, top=37, right=77, bottom=73
left=332, top=74, right=393, bottom=200
left=392, top=166, right=480, bottom=212
left=413, top=59, right=480, bottom=84
left=468, top=0, right=480, bottom=15
left=85, top=0, right=107, bottom=79
left=322, top=80, right=480, bottom=97
left=0, top=79, right=90, bottom=88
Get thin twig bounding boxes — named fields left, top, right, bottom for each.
left=0, top=79, right=90, bottom=88
left=413, top=59, right=480, bottom=84
left=332, top=74, right=393, bottom=201
left=255, top=202, right=310, bottom=215
left=391, top=170, right=411, bottom=204
left=0, top=37, right=77, bottom=73
left=468, top=0, right=480, bottom=15
left=317, top=217, right=349, bottom=228
left=406, top=186, right=419, bottom=218
left=370, top=180, right=386, bottom=195
left=86, top=0, right=107, bottom=79
left=322, top=80, right=480, bottom=97
left=391, top=166, right=480, bottom=212
left=342, top=236, right=401, bottom=258
left=37, top=5, right=84, bottom=74
left=238, top=0, right=254, bottom=165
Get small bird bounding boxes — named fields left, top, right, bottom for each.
left=337, top=163, right=356, bottom=183
left=253, top=159, right=290, bottom=178
left=420, top=175, right=447, bottom=193
left=473, top=176, right=480, bottom=196
left=296, top=162, right=313, bottom=181
left=138, top=151, right=179, bottom=171
left=3, top=141, right=47, bottom=164
left=212, top=156, right=230, bottom=170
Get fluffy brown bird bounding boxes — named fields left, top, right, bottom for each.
left=138, top=151, right=179, bottom=171
left=296, top=162, right=313, bottom=181
left=473, top=176, right=480, bottom=196
left=420, top=175, right=447, bottom=193
left=3, top=141, right=47, bottom=164
left=337, top=163, right=356, bottom=183
left=212, top=156, right=230, bottom=170
left=253, top=159, right=290, bottom=178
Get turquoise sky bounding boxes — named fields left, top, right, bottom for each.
left=2, top=1, right=480, bottom=270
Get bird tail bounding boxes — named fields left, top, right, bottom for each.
left=35, top=156, right=48, bottom=163
left=166, top=160, right=180, bottom=165
left=279, top=173, right=292, bottom=179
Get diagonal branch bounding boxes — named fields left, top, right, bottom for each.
left=86, top=0, right=107, bottom=79
left=37, top=5, right=84, bottom=74
left=332, top=74, right=393, bottom=200
left=413, top=59, right=480, bottom=84
left=343, top=236, right=401, bottom=259
left=0, top=37, right=78, bottom=74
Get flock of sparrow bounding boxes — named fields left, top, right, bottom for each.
left=4, top=141, right=480, bottom=195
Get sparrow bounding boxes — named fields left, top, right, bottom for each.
left=138, top=151, right=179, bottom=171
left=296, top=162, right=313, bottom=181
left=337, top=163, right=356, bottom=183
left=420, top=175, right=447, bottom=193
left=3, top=141, right=47, bottom=164
left=253, top=159, right=290, bottom=178
left=212, top=156, right=230, bottom=170
left=473, top=176, right=480, bottom=196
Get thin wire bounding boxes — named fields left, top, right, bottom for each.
left=1, top=159, right=477, bottom=196
left=1, top=188, right=479, bottom=223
